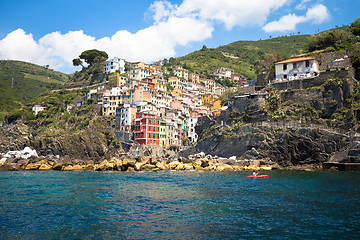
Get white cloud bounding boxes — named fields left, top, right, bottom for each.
left=153, top=0, right=291, bottom=30
left=262, top=4, right=330, bottom=32
left=295, top=0, right=312, bottom=10
left=262, top=14, right=306, bottom=32
left=305, top=4, right=330, bottom=24
left=1, top=0, right=324, bottom=73
left=0, top=17, right=213, bottom=73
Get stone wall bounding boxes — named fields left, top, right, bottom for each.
left=270, top=69, right=351, bottom=91
left=316, top=51, right=352, bottom=71
left=229, top=97, right=265, bottom=114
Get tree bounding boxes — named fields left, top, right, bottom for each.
left=202, top=45, right=207, bottom=50
left=79, top=49, right=108, bottom=66
left=254, top=50, right=283, bottom=74
left=219, top=88, right=237, bottom=106
left=350, top=18, right=360, bottom=36
left=72, top=58, right=83, bottom=67
left=163, top=58, right=168, bottom=65
left=305, top=29, right=351, bottom=52
left=169, top=57, right=175, bottom=65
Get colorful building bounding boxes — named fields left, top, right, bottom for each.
left=134, top=112, right=160, bottom=145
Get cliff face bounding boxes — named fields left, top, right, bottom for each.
left=0, top=117, right=121, bottom=161
left=182, top=66, right=358, bottom=167
left=181, top=124, right=349, bottom=167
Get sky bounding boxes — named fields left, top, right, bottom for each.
left=0, top=0, right=359, bottom=74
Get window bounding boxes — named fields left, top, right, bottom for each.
left=284, top=74, right=287, bottom=79
left=293, top=63, right=297, bottom=69
left=149, top=133, right=151, bottom=138
left=153, top=133, right=155, bottom=138
left=283, top=64, right=287, bottom=70
left=305, top=60, right=310, bottom=67
left=149, top=126, right=151, bottom=130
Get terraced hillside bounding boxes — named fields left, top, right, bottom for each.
left=0, top=60, right=69, bottom=116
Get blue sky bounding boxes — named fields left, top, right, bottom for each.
left=0, top=0, right=359, bottom=73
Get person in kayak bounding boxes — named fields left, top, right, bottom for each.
left=252, top=171, right=258, bottom=176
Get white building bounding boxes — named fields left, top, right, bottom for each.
left=187, top=117, right=198, bottom=143
left=130, top=68, right=151, bottom=81
left=106, top=57, right=126, bottom=73
left=274, top=57, right=319, bottom=82
left=32, top=105, right=46, bottom=115
left=115, top=104, right=137, bottom=132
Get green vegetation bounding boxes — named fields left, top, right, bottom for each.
left=69, top=49, right=109, bottom=87
left=305, top=26, right=358, bottom=52
left=0, top=60, right=68, bottom=119
left=166, top=35, right=310, bottom=82
left=73, top=49, right=108, bottom=67
left=5, top=88, right=97, bottom=132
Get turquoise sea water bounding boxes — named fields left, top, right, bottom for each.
left=0, top=170, right=359, bottom=239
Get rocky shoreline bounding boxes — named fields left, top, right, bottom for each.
left=0, top=147, right=323, bottom=172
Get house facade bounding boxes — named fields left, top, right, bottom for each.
left=134, top=112, right=160, bottom=145
left=106, top=57, right=126, bottom=73
left=274, top=57, right=319, bottom=81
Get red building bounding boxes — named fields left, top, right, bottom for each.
left=134, top=112, right=160, bottom=145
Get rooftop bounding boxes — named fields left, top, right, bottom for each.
left=275, top=56, right=315, bottom=65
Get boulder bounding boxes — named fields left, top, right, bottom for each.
left=260, top=166, right=272, bottom=171
left=83, top=164, right=95, bottom=171
left=169, top=160, right=181, bottom=170
left=141, top=164, right=156, bottom=171
left=134, top=162, right=143, bottom=171
left=108, top=157, right=122, bottom=170
left=193, top=160, right=202, bottom=170
left=0, top=163, right=17, bottom=171
left=25, top=162, right=41, bottom=170
left=183, top=163, right=194, bottom=170
left=175, top=162, right=184, bottom=170
left=155, top=161, right=167, bottom=170
left=232, top=165, right=243, bottom=171
left=201, top=159, right=210, bottom=168
left=52, top=164, right=63, bottom=170
left=39, top=164, right=52, bottom=170
left=194, top=152, right=205, bottom=158
left=216, top=164, right=233, bottom=171
left=72, top=165, right=84, bottom=171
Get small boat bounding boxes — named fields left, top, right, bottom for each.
left=246, top=175, right=269, bottom=178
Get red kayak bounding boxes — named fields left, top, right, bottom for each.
left=246, top=175, right=269, bottom=178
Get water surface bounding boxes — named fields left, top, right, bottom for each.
left=0, top=170, right=359, bottom=239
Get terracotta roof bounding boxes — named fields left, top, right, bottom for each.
left=275, top=57, right=315, bottom=64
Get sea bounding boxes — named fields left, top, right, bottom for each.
left=0, top=170, right=359, bottom=240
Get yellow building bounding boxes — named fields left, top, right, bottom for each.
left=173, top=66, right=189, bottom=80
left=201, top=93, right=217, bottom=105
left=160, top=121, right=167, bottom=147
left=168, top=76, right=188, bottom=90
left=148, top=75, right=167, bottom=91
left=171, top=88, right=183, bottom=100
left=211, top=99, right=223, bottom=115
left=108, top=73, right=128, bottom=87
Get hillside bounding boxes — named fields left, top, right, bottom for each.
left=171, top=35, right=310, bottom=80
left=0, top=60, right=69, bottom=116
